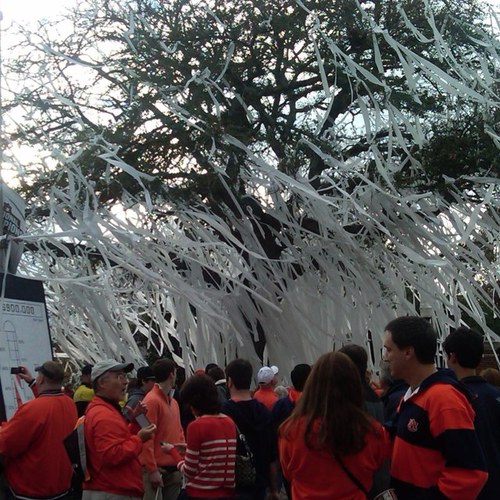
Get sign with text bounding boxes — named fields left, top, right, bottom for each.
left=0, top=274, right=52, bottom=420
left=0, top=184, right=26, bottom=274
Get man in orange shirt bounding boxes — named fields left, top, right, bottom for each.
left=83, top=359, right=155, bottom=498
left=140, top=359, right=186, bottom=500
left=253, top=365, right=279, bottom=410
left=0, top=361, right=77, bottom=499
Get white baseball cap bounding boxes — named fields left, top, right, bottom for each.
left=257, top=365, right=279, bottom=384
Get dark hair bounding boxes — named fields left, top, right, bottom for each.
left=207, top=366, right=225, bottom=383
left=443, top=327, right=484, bottom=368
left=180, top=374, right=221, bottom=414
left=81, top=364, right=93, bottom=376
left=137, top=366, right=155, bottom=387
left=385, top=316, right=437, bottom=364
left=152, top=359, right=177, bottom=383
left=175, top=367, right=186, bottom=390
left=225, top=359, right=253, bottom=390
left=338, top=344, right=368, bottom=378
left=290, top=364, right=311, bottom=391
left=281, top=352, right=375, bottom=457
left=205, top=363, right=218, bottom=374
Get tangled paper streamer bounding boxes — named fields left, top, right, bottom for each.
left=2, top=0, right=499, bottom=375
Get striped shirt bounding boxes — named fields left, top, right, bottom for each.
left=172, top=413, right=237, bottom=498
left=391, top=371, right=488, bottom=499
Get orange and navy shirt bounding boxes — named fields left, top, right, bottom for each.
left=390, top=370, right=488, bottom=500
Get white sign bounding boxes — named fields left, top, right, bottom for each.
left=0, top=297, right=52, bottom=418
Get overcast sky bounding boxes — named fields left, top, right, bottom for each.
left=1, top=0, right=70, bottom=22
left=1, top=0, right=499, bottom=23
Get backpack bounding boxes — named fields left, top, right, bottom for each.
left=63, top=416, right=90, bottom=487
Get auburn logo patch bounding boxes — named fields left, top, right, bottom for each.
left=407, top=418, right=418, bottom=432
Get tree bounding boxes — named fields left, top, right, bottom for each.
left=2, top=0, right=499, bottom=369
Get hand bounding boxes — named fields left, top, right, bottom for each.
left=160, top=441, right=174, bottom=453
left=138, top=423, right=156, bottom=442
left=126, top=401, right=148, bottom=419
left=149, top=469, right=164, bottom=488
left=18, top=367, right=34, bottom=383
left=173, top=442, right=186, bottom=455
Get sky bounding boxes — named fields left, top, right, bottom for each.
left=0, top=1, right=78, bottom=187
left=0, top=0, right=72, bottom=23
left=0, top=0, right=499, bottom=23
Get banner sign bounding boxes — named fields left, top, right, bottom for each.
left=0, top=183, right=26, bottom=275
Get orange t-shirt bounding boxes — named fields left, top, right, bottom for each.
left=253, top=385, right=278, bottom=410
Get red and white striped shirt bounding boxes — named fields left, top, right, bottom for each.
left=171, top=413, right=237, bottom=498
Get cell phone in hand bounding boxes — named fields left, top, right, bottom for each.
left=135, top=413, right=151, bottom=428
left=10, top=367, right=24, bottom=375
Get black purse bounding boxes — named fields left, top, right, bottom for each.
left=234, top=425, right=257, bottom=489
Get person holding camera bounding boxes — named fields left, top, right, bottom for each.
left=0, top=361, right=78, bottom=500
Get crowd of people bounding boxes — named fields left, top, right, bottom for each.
left=0, top=316, right=499, bottom=500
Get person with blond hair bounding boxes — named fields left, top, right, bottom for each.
left=481, top=368, right=500, bottom=387
left=279, top=352, right=390, bottom=499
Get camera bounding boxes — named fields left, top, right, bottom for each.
left=10, top=367, right=24, bottom=375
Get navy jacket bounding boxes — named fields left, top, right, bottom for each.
left=462, top=375, right=500, bottom=500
